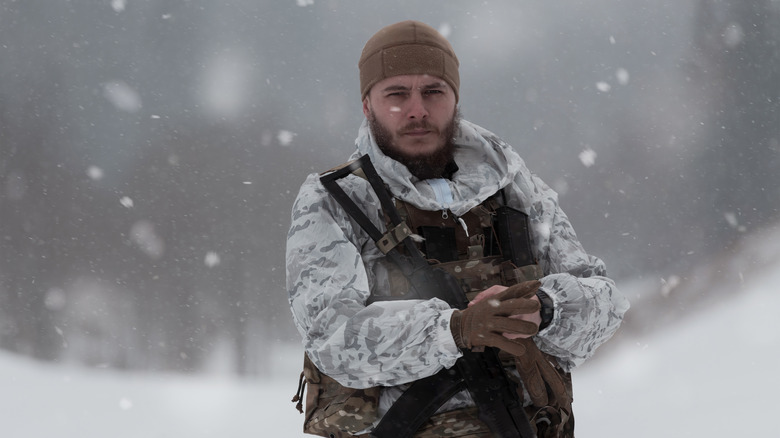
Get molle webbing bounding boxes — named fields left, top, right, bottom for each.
left=389, top=197, right=541, bottom=294
left=395, top=199, right=489, bottom=261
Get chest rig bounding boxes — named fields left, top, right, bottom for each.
left=378, top=192, right=542, bottom=302
left=383, top=197, right=574, bottom=438
left=296, top=156, right=573, bottom=438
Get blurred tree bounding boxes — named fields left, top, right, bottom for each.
left=689, top=0, right=780, bottom=250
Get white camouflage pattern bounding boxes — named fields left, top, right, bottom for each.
left=286, top=118, right=630, bottom=427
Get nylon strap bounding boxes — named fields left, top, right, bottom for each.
left=370, top=370, right=466, bottom=437
left=320, top=155, right=430, bottom=275
left=376, top=222, right=414, bottom=254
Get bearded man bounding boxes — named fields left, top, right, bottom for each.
left=287, top=20, right=629, bottom=438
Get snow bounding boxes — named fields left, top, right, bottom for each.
left=615, top=68, right=630, bottom=85
left=102, top=80, right=142, bottom=113
left=277, top=130, right=296, bottom=146
left=575, top=263, right=780, bottom=437
left=1, top=344, right=306, bottom=438
left=119, top=196, right=134, bottom=208
left=204, top=251, right=221, bottom=268
left=3, top=258, right=779, bottom=437
left=129, top=219, right=165, bottom=259
left=438, top=23, right=453, bottom=38
left=111, top=0, right=126, bottom=13
left=723, top=23, right=745, bottom=48
left=578, top=148, right=597, bottom=167
left=87, top=166, right=104, bottom=181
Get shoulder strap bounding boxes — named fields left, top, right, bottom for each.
left=319, top=156, right=448, bottom=304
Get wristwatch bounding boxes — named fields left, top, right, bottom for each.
left=536, top=290, right=554, bottom=331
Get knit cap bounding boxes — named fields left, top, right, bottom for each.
left=359, top=20, right=460, bottom=101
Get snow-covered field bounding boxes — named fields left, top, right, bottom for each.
left=3, top=255, right=779, bottom=437
left=574, top=263, right=779, bottom=436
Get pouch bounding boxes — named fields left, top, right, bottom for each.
left=295, top=354, right=380, bottom=437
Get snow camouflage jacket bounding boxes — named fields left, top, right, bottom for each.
left=286, top=118, right=630, bottom=430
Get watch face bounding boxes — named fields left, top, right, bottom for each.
left=537, top=291, right=554, bottom=329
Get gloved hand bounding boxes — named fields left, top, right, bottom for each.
left=450, top=280, right=541, bottom=357
left=513, top=337, right=572, bottom=408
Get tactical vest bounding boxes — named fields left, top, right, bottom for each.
left=293, top=192, right=574, bottom=438
left=382, top=194, right=541, bottom=300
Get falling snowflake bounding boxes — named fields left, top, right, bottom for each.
left=438, top=23, right=452, bottom=38
left=103, top=80, right=142, bottom=113
left=579, top=148, right=597, bottom=167
left=120, top=196, right=134, bottom=208
left=111, top=0, right=126, bottom=13
left=277, top=130, right=295, bottom=146
left=44, top=288, right=67, bottom=311
left=616, top=68, right=630, bottom=85
left=724, top=211, right=738, bottom=228
left=660, top=275, right=681, bottom=297
left=723, top=211, right=746, bottom=232
left=130, top=220, right=164, bottom=259
left=723, top=22, right=744, bottom=48
left=596, top=81, right=611, bottom=93
left=204, top=251, right=221, bottom=268
left=87, top=166, right=104, bottom=181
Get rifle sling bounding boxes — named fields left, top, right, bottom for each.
left=320, top=156, right=429, bottom=278
left=370, top=369, right=466, bottom=438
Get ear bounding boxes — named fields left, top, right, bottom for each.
left=362, top=97, right=371, bottom=119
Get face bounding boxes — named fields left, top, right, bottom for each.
left=363, top=75, right=459, bottom=179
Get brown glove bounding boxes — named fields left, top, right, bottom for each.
left=513, top=338, right=572, bottom=408
left=450, top=280, right=541, bottom=357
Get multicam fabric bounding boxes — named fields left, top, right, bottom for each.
left=414, top=407, right=492, bottom=437
left=286, top=118, right=630, bottom=434
left=413, top=405, right=572, bottom=438
left=299, top=354, right=380, bottom=437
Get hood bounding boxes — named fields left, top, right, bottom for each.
left=352, top=118, right=529, bottom=217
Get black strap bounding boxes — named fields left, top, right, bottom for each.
left=320, top=156, right=447, bottom=304
left=370, top=370, right=465, bottom=437
left=320, top=156, right=427, bottom=275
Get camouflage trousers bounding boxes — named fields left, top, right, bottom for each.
left=413, top=407, right=492, bottom=438
left=348, top=407, right=490, bottom=438
left=354, top=406, right=572, bottom=438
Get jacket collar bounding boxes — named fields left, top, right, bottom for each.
left=352, top=118, right=525, bottom=217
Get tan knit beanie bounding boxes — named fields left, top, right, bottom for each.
left=359, top=20, right=460, bottom=102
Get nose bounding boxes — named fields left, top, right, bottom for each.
left=406, top=91, right=428, bottom=120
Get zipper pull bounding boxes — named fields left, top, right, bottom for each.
left=457, top=217, right=469, bottom=237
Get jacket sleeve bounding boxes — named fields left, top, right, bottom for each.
left=522, top=175, right=630, bottom=372
left=286, top=174, right=462, bottom=389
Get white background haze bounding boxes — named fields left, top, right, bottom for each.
left=2, top=1, right=779, bottom=437
left=4, top=221, right=779, bottom=437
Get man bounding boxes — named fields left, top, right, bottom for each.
left=287, top=20, right=629, bottom=438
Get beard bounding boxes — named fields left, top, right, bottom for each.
left=368, top=108, right=460, bottom=180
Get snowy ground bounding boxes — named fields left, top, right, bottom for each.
left=3, top=256, right=779, bottom=437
